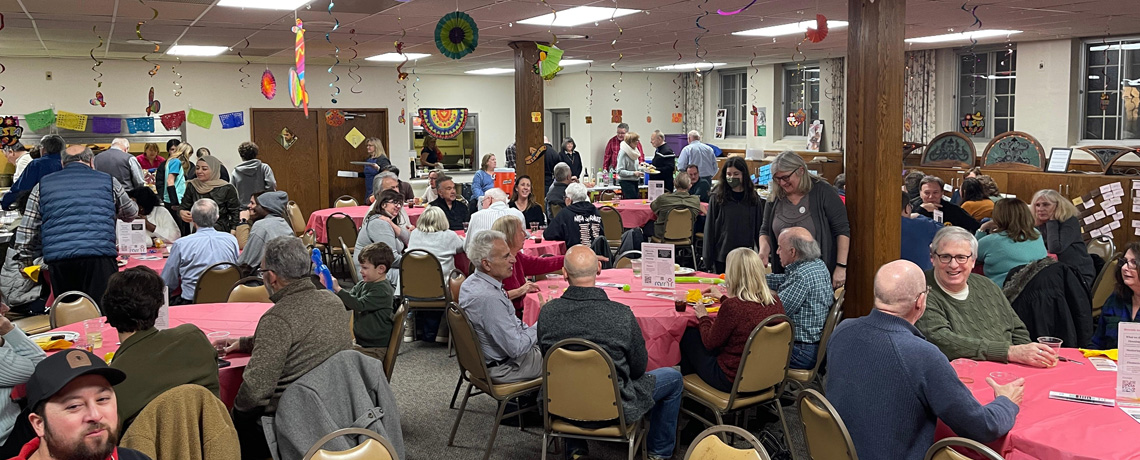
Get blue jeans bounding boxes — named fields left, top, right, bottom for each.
left=564, top=367, right=683, bottom=458
left=790, top=342, right=819, bottom=370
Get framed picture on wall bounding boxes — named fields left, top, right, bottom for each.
left=714, top=109, right=727, bottom=140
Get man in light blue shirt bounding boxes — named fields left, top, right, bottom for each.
left=161, top=198, right=239, bottom=304
left=676, top=130, right=718, bottom=182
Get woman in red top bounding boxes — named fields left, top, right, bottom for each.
left=491, top=216, right=564, bottom=318
left=136, top=142, right=166, bottom=171
left=679, top=247, right=784, bottom=392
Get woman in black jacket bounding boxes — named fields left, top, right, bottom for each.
left=703, top=157, right=764, bottom=273
left=1032, top=189, right=1095, bottom=287
left=178, top=155, right=242, bottom=233
left=561, top=137, right=583, bottom=179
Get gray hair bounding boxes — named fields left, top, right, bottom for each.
left=617, top=123, right=630, bottom=131
left=687, top=130, right=701, bottom=141
left=263, top=236, right=310, bottom=281
left=566, top=182, right=589, bottom=203
left=784, top=229, right=821, bottom=261
left=768, top=151, right=813, bottom=201
left=484, top=188, right=508, bottom=204
left=674, top=171, right=692, bottom=190
left=191, top=198, right=219, bottom=228
left=468, top=229, right=507, bottom=271
left=920, top=175, right=945, bottom=189
left=651, top=130, right=664, bottom=141
left=63, top=146, right=94, bottom=166
left=554, top=162, right=572, bottom=182
left=415, top=206, right=449, bottom=233
left=111, top=138, right=130, bottom=150
left=930, top=226, right=978, bottom=257
left=377, top=171, right=398, bottom=187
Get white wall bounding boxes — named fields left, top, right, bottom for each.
left=1014, top=39, right=1082, bottom=152
left=407, top=74, right=514, bottom=166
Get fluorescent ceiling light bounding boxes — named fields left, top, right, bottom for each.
left=218, top=0, right=311, bottom=10
left=366, top=52, right=430, bottom=62
left=166, top=45, right=228, bottom=56
left=1090, top=43, right=1140, bottom=51
left=905, top=29, right=1021, bottom=44
left=654, top=62, right=725, bottom=71
left=465, top=68, right=514, bottom=75
left=560, top=59, right=593, bottom=66
left=518, top=6, right=641, bottom=27
left=733, top=20, right=848, bottom=37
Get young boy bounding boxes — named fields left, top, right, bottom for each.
left=333, top=242, right=396, bottom=360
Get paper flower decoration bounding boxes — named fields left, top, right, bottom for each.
left=805, top=14, right=828, bottom=43
left=418, top=108, right=469, bottom=139
left=261, top=69, right=276, bottom=100
left=434, top=12, right=478, bottom=60
left=326, top=109, right=346, bottom=127
left=535, top=44, right=564, bottom=80
left=90, top=91, right=106, bottom=107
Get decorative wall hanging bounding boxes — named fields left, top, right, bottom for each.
left=395, top=16, right=408, bottom=105
left=0, top=116, right=22, bottom=147
left=1101, top=92, right=1111, bottom=112
left=418, top=108, right=469, bottom=139
left=326, top=109, right=346, bottom=127
left=25, top=109, right=54, bottom=132
left=170, top=57, right=183, bottom=97
left=585, top=61, right=593, bottom=123
left=290, top=18, right=309, bottom=117
left=754, top=107, right=766, bottom=136
left=535, top=44, right=563, bottom=80
left=645, top=74, right=652, bottom=123
left=922, top=131, right=976, bottom=168
left=398, top=108, right=406, bottom=125
left=530, top=112, right=541, bottom=123
left=279, top=127, right=298, bottom=150
left=610, top=3, right=624, bottom=102
left=90, top=91, right=106, bottom=107
left=90, top=25, right=104, bottom=90
left=805, top=14, right=828, bottom=43
left=344, top=127, right=365, bottom=148
left=611, top=109, right=622, bottom=124
left=261, top=68, right=276, bottom=100
left=125, top=117, right=154, bottom=134
left=187, top=108, right=213, bottom=129
left=525, top=144, right=547, bottom=165
left=434, top=11, right=478, bottom=59
left=694, top=0, right=710, bottom=71
left=161, top=110, right=185, bottom=130
left=787, top=108, right=806, bottom=128
left=145, top=87, right=161, bottom=116
left=236, top=38, right=251, bottom=88
left=348, top=28, right=363, bottom=94
left=672, top=113, right=683, bottom=123
left=136, top=0, right=160, bottom=76
left=585, top=116, right=592, bottom=124
left=961, top=111, right=984, bottom=135
left=91, top=117, right=121, bottom=134
left=219, top=111, right=244, bottom=129
left=326, top=1, right=341, bottom=104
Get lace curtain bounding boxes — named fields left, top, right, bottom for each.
left=904, top=50, right=937, bottom=143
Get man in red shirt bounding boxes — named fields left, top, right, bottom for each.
left=602, top=123, right=643, bottom=171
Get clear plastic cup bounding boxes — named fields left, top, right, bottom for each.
left=951, top=358, right=978, bottom=384
left=83, top=318, right=105, bottom=351
left=989, top=371, right=1019, bottom=385
left=207, top=331, right=231, bottom=356
left=1037, top=336, right=1063, bottom=351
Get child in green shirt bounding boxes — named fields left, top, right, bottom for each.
left=334, top=242, right=396, bottom=360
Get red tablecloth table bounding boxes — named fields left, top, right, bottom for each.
left=119, top=250, right=169, bottom=273
left=47, top=302, right=273, bottom=409
left=935, top=348, right=1140, bottom=460
left=594, top=200, right=708, bottom=229
left=306, top=206, right=426, bottom=244
left=521, top=268, right=716, bottom=370
left=452, top=230, right=566, bottom=274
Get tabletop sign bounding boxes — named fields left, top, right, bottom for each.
left=116, top=220, right=148, bottom=254
left=1118, top=322, right=1140, bottom=406
left=648, top=180, right=665, bottom=202
left=641, top=243, right=675, bottom=289
left=155, top=285, right=170, bottom=331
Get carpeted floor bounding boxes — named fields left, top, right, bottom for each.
left=388, top=340, right=815, bottom=460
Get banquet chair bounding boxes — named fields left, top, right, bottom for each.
left=681, top=315, right=793, bottom=446
left=325, top=213, right=358, bottom=272
left=598, top=206, right=624, bottom=250
left=445, top=303, right=541, bottom=460
left=381, top=305, right=409, bottom=383
left=599, top=190, right=616, bottom=202
left=334, top=195, right=359, bottom=208
left=193, top=262, right=242, bottom=304
left=1091, top=257, right=1119, bottom=320
left=649, top=208, right=697, bottom=268
left=48, top=291, right=100, bottom=329
left=340, top=237, right=361, bottom=284
left=302, top=428, right=398, bottom=460
left=287, top=201, right=307, bottom=237
left=10, top=312, right=50, bottom=335
left=613, top=250, right=641, bottom=269
left=227, top=277, right=271, bottom=303
left=549, top=202, right=564, bottom=219
left=683, top=425, right=771, bottom=460
left=785, top=287, right=845, bottom=394
left=234, top=223, right=250, bottom=250
left=797, top=389, right=858, bottom=460
left=1086, top=236, right=1114, bottom=261
left=540, top=338, right=648, bottom=460
left=924, top=437, right=1004, bottom=460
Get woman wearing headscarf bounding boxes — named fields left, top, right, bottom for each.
left=179, top=155, right=241, bottom=233
left=192, top=147, right=230, bottom=181
left=616, top=132, right=645, bottom=199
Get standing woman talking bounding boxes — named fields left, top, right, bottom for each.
left=363, top=137, right=391, bottom=198
left=703, top=157, right=764, bottom=273
left=420, top=136, right=443, bottom=169
left=165, top=143, right=193, bottom=236
left=616, top=132, right=644, bottom=200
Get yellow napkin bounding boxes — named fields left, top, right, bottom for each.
left=704, top=306, right=720, bottom=314
left=33, top=338, right=73, bottom=351
left=1080, top=348, right=1118, bottom=360
left=22, top=265, right=40, bottom=283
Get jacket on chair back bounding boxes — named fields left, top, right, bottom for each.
left=39, top=163, right=118, bottom=263
left=1004, top=259, right=1094, bottom=348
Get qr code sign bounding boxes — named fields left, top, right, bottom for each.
left=1124, top=379, right=1137, bottom=394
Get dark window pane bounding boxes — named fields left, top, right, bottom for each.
left=1105, top=117, right=1119, bottom=140
left=1090, top=49, right=1107, bottom=66
left=994, top=119, right=1010, bottom=136
left=1088, top=71, right=1106, bottom=91
left=1086, top=117, right=1104, bottom=140
left=996, top=78, right=1010, bottom=94
left=1107, top=66, right=1120, bottom=90
left=995, top=96, right=1009, bottom=117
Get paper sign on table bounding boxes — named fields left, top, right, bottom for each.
left=1091, top=357, right=1119, bottom=371
left=933, top=210, right=944, bottom=224
left=648, top=180, right=665, bottom=202
left=155, top=286, right=170, bottom=330
left=641, top=243, right=675, bottom=289
left=116, top=220, right=148, bottom=254
left=1117, top=322, right=1140, bottom=405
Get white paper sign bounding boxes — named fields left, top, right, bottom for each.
left=116, top=220, right=148, bottom=254
left=1122, top=407, right=1140, bottom=424
left=1118, top=322, right=1140, bottom=404
left=648, top=180, right=665, bottom=202
left=1085, top=201, right=1095, bottom=209
left=155, top=285, right=170, bottom=330
left=1095, top=211, right=1107, bottom=221
left=1102, top=184, right=1114, bottom=195
left=641, top=243, right=675, bottom=289
left=1091, top=357, right=1119, bottom=371
left=933, top=209, right=944, bottom=224
left=1105, top=205, right=1118, bottom=216
left=943, top=183, right=953, bottom=193
left=1093, top=228, right=1104, bottom=238
left=1086, top=215, right=1098, bottom=225
left=1116, top=212, right=1126, bottom=221
left=1112, top=221, right=1123, bottom=230
left=1113, top=182, right=1125, bottom=194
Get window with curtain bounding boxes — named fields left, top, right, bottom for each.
left=783, top=65, right=820, bottom=137
left=957, top=50, right=1016, bottom=139
left=719, top=70, right=747, bottom=137
left=1082, top=38, right=1140, bottom=141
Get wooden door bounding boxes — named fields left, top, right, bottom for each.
left=321, top=109, right=388, bottom=205
left=250, top=109, right=321, bottom=218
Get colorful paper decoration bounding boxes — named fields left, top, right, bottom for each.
left=344, top=127, right=365, bottom=148
left=91, top=117, right=121, bottom=134
left=961, top=111, right=985, bottom=135
left=289, top=18, right=309, bottom=116
left=326, top=109, right=346, bottom=127
left=611, top=110, right=622, bottom=124
left=187, top=108, right=213, bottom=129
left=125, top=117, right=154, bottom=134
left=261, top=69, right=276, bottom=100
left=417, top=108, right=469, bottom=140
left=398, top=108, right=406, bottom=125
left=805, top=14, right=829, bottom=43
left=646, top=116, right=652, bottom=123
left=585, top=116, right=592, bottom=124
left=717, top=0, right=757, bottom=15
left=145, top=87, right=161, bottom=116
left=90, top=91, right=106, bottom=107
left=525, top=144, right=547, bottom=165
left=219, top=111, right=244, bottom=129
left=25, top=109, right=55, bottom=131
left=161, top=111, right=185, bottom=130
left=55, top=111, right=88, bottom=131
left=672, top=113, right=683, bottom=123
left=1100, top=92, right=1111, bottom=112
left=535, top=44, right=563, bottom=80
left=904, top=116, right=913, bottom=133
left=530, top=112, right=541, bottom=123
left=434, top=11, right=479, bottom=60
left=787, top=108, right=806, bottom=128
left=0, top=117, right=23, bottom=147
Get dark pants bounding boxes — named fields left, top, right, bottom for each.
left=233, top=407, right=271, bottom=460
left=619, top=180, right=640, bottom=200
left=679, top=327, right=734, bottom=392
left=48, top=255, right=117, bottom=305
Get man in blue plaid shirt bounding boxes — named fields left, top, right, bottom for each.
left=766, top=227, right=833, bottom=369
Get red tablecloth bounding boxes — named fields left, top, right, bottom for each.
left=47, top=302, right=273, bottom=408
left=306, top=206, right=426, bottom=244
left=521, top=268, right=717, bottom=369
left=594, top=200, right=708, bottom=229
left=119, top=250, right=169, bottom=273
left=452, top=230, right=566, bottom=274
left=935, top=348, right=1140, bottom=460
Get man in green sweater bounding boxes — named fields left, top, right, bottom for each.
left=334, top=242, right=396, bottom=361
left=916, top=226, right=1058, bottom=367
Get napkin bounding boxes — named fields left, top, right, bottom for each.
left=34, top=338, right=73, bottom=351
left=1080, top=348, right=1118, bottom=360
left=22, top=265, right=40, bottom=283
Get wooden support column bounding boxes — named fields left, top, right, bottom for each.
left=509, top=41, right=548, bottom=204
left=845, top=0, right=905, bottom=317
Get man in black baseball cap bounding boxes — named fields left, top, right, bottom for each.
left=7, top=349, right=150, bottom=460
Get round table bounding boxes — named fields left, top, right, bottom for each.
left=453, top=230, right=566, bottom=274
left=594, top=199, right=708, bottom=229
left=47, top=302, right=273, bottom=408
left=521, top=268, right=718, bottom=369
left=306, top=206, right=426, bottom=244
left=120, top=250, right=169, bottom=273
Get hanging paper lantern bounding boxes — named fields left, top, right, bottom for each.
left=261, top=69, right=277, bottom=100
left=325, top=109, right=346, bottom=127
left=418, top=108, right=469, bottom=139
left=805, top=14, right=829, bottom=43
left=434, top=12, right=479, bottom=60
left=290, top=18, right=309, bottom=116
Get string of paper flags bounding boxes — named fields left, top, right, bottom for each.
left=13, top=106, right=245, bottom=134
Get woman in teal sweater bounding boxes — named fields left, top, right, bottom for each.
left=976, top=198, right=1047, bottom=287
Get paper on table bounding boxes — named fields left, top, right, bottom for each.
left=1118, top=323, right=1140, bottom=404
left=646, top=293, right=673, bottom=301
left=1122, top=407, right=1140, bottom=424
left=648, top=180, right=665, bottom=202
left=641, top=243, right=675, bottom=289
left=1090, top=357, right=1119, bottom=371
left=116, top=220, right=147, bottom=254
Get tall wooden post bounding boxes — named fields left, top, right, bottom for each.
left=509, top=41, right=548, bottom=204
left=845, top=0, right=905, bottom=316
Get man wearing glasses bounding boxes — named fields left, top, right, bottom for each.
left=915, top=227, right=1058, bottom=367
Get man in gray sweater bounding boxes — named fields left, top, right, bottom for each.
left=237, top=191, right=295, bottom=271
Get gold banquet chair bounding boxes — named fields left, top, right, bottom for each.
left=797, top=389, right=858, bottom=460
left=334, top=195, right=359, bottom=208
left=598, top=206, right=624, bottom=250
left=381, top=305, right=409, bottom=383
left=302, top=428, right=398, bottom=460
left=683, top=425, right=772, bottom=460
left=924, top=437, right=1004, bottom=460
left=785, top=287, right=845, bottom=393
left=287, top=200, right=307, bottom=237
left=227, top=277, right=271, bottom=303
left=649, top=208, right=697, bottom=268
left=193, top=262, right=242, bottom=304
left=49, top=291, right=101, bottom=328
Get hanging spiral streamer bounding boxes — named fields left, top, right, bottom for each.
left=646, top=74, right=652, bottom=121
left=540, top=0, right=557, bottom=48
left=749, top=52, right=758, bottom=108
left=136, top=0, right=159, bottom=76
left=90, top=26, right=104, bottom=88
left=585, top=61, right=593, bottom=115
left=672, top=39, right=682, bottom=109
left=610, top=1, right=623, bottom=102
left=717, top=0, right=757, bottom=16
left=171, top=56, right=183, bottom=97
left=347, top=28, right=363, bottom=94
left=326, top=2, right=341, bottom=103
left=961, top=1, right=981, bottom=111
left=395, top=16, right=409, bottom=84
left=694, top=0, right=710, bottom=70
left=411, top=66, right=421, bottom=112
left=0, top=14, right=5, bottom=107
left=237, top=38, right=251, bottom=88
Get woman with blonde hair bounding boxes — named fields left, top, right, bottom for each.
left=470, top=153, right=497, bottom=208
left=363, top=137, right=391, bottom=198
left=1032, top=189, right=1095, bottom=285
left=976, top=198, right=1047, bottom=286
left=419, top=136, right=442, bottom=168
left=680, top=247, right=784, bottom=392
left=406, top=205, right=465, bottom=342
left=616, top=132, right=644, bottom=199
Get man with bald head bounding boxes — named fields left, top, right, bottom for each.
left=537, top=245, right=682, bottom=460
left=764, top=227, right=832, bottom=369
left=826, top=260, right=1023, bottom=460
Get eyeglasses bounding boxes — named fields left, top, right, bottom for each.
left=1120, top=257, right=1138, bottom=269
left=773, top=167, right=802, bottom=184
left=916, top=286, right=930, bottom=303
left=384, top=201, right=403, bottom=209
left=933, top=252, right=972, bottom=264
left=255, top=268, right=274, bottom=278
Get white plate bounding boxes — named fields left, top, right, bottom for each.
left=30, top=331, right=79, bottom=342
left=674, top=268, right=696, bottom=276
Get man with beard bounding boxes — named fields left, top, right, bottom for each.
left=237, top=191, right=295, bottom=272
left=8, top=349, right=150, bottom=460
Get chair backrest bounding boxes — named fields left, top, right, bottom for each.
left=614, top=250, right=642, bottom=269
left=797, top=389, right=858, bottom=460
left=598, top=206, right=623, bottom=243
left=234, top=223, right=251, bottom=250
left=193, top=262, right=242, bottom=304
left=334, top=195, right=359, bottom=208
left=662, top=208, right=694, bottom=241
left=1087, top=236, right=1115, bottom=260
left=49, top=291, right=100, bottom=328
left=383, top=305, right=408, bottom=383
left=301, top=229, right=317, bottom=248
left=398, top=249, right=448, bottom=308
left=302, top=427, right=397, bottom=460
left=448, top=270, right=466, bottom=304
left=599, top=190, right=616, bottom=201
left=445, top=303, right=492, bottom=387
left=731, top=315, right=793, bottom=397
left=340, top=237, right=361, bottom=284
left=807, top=287, right=846, bottom=378
left=227, top=276, right=271, bottom=303
left=549, top=202, right=564, bottom=219
left=924, top=437, right=1004, bottom=460
left=542, top=339, right=629, bottom=432
left=288, top=201, right=307, bottom=236
left=683, top=425, right=772, bottom=460
left=1091, top=257, right=1119, bottom=319
left=326, top=212, right=358, bottom=249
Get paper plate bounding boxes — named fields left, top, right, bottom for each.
left=674, top=267, right=696, bottom=276
left=30, top=331, right=80, bottom=342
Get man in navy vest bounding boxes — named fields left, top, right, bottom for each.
left=13, top=145, right=139, bottom=303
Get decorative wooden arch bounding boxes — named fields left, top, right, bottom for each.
left=903, top=141, right=926, bottom=157
left=982, top=131, right=1046, bottom=171
left=1074, top=145, right=1140, bottom=173
left=920, top=132, right=975, bottom=168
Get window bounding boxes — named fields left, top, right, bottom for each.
left=719, top=70, right=747, bottom=137
left=1082, top=38, right=1140, bottom=141
left=783, top=65, right=820, bottom=137
left=957, top=50, right=1016, bottom=139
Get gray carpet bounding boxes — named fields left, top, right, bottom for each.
left=388, top=340, right=814, bottom=460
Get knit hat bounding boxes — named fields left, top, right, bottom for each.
left=257, top=191, right=289, bottom=217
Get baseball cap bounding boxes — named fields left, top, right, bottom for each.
left=25, top=349, right=126, bottom=410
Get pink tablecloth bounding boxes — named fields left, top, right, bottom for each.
left=935, top=348, right=1140, bottom=460
left=595, top=200, right=708, bottom=229
left=453, top=230, right=566, bottom=274
left=522, top=268, right=717, bottom=370
left=306, top=206, right=426, bottom=244
left=119, top=250, right=169, bottom=273
left=48, top=302, right=273, bottom=408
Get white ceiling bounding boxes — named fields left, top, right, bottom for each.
left=0, top=0, right=1138, bottom=73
